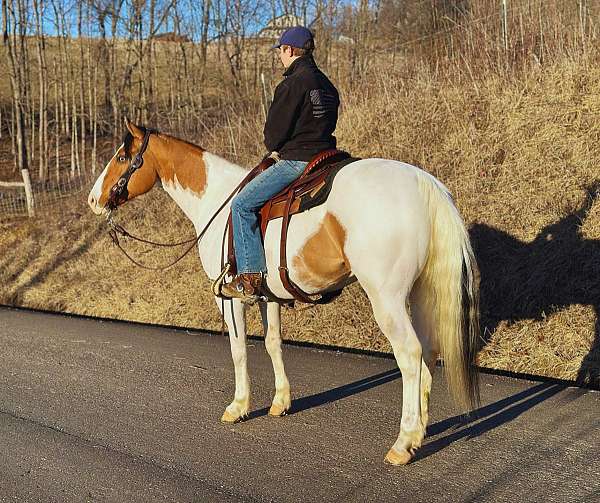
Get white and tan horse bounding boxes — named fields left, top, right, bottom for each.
left=88, top=120, right=480, bottom=465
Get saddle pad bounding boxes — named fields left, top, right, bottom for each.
left=297, top=157, right=360, bottom=213
left=259, top=156, right=360, bottom=234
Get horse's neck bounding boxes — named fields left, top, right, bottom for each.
left=155, top=140, right=247, bottom=275
left=156, top=139, right=246, bottom=227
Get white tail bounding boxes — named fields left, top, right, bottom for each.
left=414, top=173, right=480, bottom=410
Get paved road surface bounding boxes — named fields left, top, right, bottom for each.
left=0, top=307, right=598, bottom=502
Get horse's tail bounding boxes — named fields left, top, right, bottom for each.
left=414, top=171, right=480, bottom=411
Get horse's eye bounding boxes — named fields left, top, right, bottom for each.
left=117, top=155, right=126, bottom=163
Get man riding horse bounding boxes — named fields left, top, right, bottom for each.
left=220, top=26, right=340, bottom=302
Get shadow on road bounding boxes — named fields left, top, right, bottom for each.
left=248, top=368, right=401, bottom=419
left=248, top=369, right=581, bottom=464
left=415, top=382, right=568, bottom=462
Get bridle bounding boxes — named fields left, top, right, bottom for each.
left=104, top=128, right=211, bottom=271
left=106, top=128, right=155, bottom=211
left=102, top=126, right=257, bottom=338
left=102, top=128, right=256, bottom=272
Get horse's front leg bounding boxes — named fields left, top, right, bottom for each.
left=216, top=297, right=251, bottom=423
left=259, top=301, right=291, bottom=416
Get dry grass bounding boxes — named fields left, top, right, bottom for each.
left=1, top=40, right=600, bottom=387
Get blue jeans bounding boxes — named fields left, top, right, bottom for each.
left=231, top=159, right=307, bottom=274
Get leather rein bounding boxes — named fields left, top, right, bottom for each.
left=104, top=133, right=337, bottom=306
left=105, top=129, right=242, bottom=271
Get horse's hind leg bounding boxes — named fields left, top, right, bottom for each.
left=259, top=301, right=291, bottom=416
left=215, top=297, right=251, bottom=423
left=367, top=289, right=425, bottom=465
left=410, top=289, right=439, bottom=429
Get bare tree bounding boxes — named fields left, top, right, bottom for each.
left=33, top=0, right=49, bottom=182
left=2, top=0, right=29, bottom=172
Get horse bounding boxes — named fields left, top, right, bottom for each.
left=87, top=119, right=480, bottom=465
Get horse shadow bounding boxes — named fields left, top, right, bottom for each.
left=247, top=368, right=402, bottom=420
left=470, top=182, right=600, bottom=388
left=247, top=368, right=575, bottom=462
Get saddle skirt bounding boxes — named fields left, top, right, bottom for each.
left=226, top=149, right=360, bottom=303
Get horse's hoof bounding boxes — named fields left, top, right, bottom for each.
left=384, top=448, right=412, bottom=466
left=221, top=410, right=242, bottom=423
left=268, top=404, right=288, bottom=417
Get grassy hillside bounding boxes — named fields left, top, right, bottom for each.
left=1, top=51, right=599, bottom=386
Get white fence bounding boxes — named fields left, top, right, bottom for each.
left=0, top=170, right=92, bottom=218
left=0, top=169, right=34, bottom=216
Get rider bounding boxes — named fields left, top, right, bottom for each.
left=221, top=26, right=340, bottom=301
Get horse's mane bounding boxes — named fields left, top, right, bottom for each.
left=122, top=126, right=204, bottom=159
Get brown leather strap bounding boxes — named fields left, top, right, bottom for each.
left=260, top=200, right=273, bottom=237
left=227, top=213, right=236, bottom=274
left=297, top=149, right=349, bottom=182
left=277, top=151, right=351, bottom=304
left=278, top=192, right=320, bottom=304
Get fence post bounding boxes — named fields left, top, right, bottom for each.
left=21, top=168, right=35, bottom=217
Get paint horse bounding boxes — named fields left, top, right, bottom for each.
left=88, top=119, right=480, bottom=465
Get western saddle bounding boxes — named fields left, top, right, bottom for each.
left=221, top=149, right=358, bottom=304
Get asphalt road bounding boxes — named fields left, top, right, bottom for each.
left=0, top=307, right=598, bottom=503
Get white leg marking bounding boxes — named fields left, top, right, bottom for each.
left=259, top=301, right=291, bottom=416
left=367, top=290, right=425, bottom=465
left=215, top=297, right=250, bottom=422
left=409, top=290, right=439, bottom=429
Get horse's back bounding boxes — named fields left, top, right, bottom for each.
left=264, top=158, right=434, bottom=297
left=327, top=158, right=432, bottom=245
left=327, top=158, right=427, bottom=210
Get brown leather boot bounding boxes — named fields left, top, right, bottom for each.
left=220, top=272, right=263, bottom=302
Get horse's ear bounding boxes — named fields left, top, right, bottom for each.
left=124, top=117, right=144, bottom=139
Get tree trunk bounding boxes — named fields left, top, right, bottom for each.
left=33, top=0, right=49, bottom=182
left=2, top=0, right=29, bottom=173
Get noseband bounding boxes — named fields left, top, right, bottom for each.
left=106, top=128, right=155, bottom=211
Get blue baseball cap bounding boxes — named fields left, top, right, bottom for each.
left=272, top=26, right=314, bottom=49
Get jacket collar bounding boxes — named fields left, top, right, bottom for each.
left=283, top=56, right=315, bottom=77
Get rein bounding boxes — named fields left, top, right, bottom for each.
left=106, top=182, right=247, bottom=271
left=104, top=129, right=249, bottom=271
left=107, top=214, right=203, bottom=271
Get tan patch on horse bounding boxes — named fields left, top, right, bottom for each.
left=157, top=137, right=207, bottom=196
left=127, top=164, right=159, bottom=198
left=293, top=212, right=351, bottom=290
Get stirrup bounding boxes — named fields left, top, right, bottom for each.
left=212, top=264, right=267, bottom=304
left=211, top=263, right=231, bottom=297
